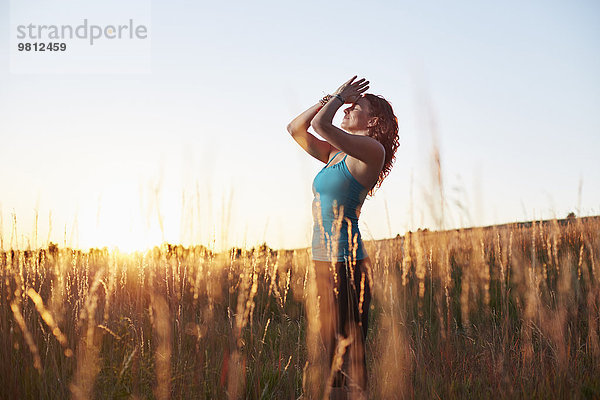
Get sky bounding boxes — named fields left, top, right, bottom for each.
left=0, top=0, right=599, bottom=252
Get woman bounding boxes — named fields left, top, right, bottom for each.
left=287, top=76, right=399, bottom=398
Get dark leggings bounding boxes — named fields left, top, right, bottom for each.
left=314, top=257, right=372, bottom=390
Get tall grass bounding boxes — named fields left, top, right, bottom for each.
left=0, top=216, right=599, bottom=399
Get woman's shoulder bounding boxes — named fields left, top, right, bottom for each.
left=326, top=147, right=343, bottom=161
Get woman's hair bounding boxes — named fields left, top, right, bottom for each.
left=363, top=93, right=399, bottom=195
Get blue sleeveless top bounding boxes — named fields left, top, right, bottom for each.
left=312, top=151, right=369, bottom=262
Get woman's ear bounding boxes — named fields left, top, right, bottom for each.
left=367, top=116, right=379, bottom=127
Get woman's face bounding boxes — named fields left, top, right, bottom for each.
left=340, top=97, right=373, bottom=134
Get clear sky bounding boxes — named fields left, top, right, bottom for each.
left=1, top=0, right=599, bottom=252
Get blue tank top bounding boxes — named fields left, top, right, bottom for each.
left=312, top=151, right=369, bottom=262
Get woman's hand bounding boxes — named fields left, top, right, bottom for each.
left=333, top=75, right=370, bottom=104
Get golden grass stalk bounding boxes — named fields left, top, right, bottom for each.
left=70, top=269, right=104, bottom=400
left=10, top=302, right=42, bottom=373
left=322, top=335, right=351, bottom=400
left=152, top=293, right=172, bottom=400
left=26, top=288, right=73, bottom=357
left=372, top=256, right=411, bottom=399
left=303, top=258, right=325, bottom=399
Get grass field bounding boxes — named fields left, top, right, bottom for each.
left=1, top=216, right=599, bottom=399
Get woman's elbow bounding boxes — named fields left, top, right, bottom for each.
left=310, top=118, right=323, bottom=131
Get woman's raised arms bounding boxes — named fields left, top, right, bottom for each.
left=311, top=76, right=384, bottom=166
left=287, top=102, right=334, bottom=164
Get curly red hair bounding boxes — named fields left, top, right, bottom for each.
left=363, top=93, right=399, bottom=195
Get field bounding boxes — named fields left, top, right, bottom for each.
left=1, top=216, right=599, bottom=399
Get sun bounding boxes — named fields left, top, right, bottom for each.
left=77, top=182, right=182, bottom=253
